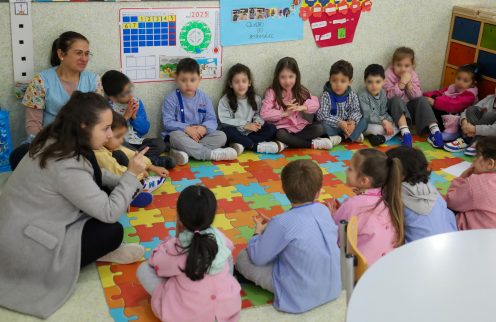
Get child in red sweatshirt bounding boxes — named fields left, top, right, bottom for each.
left=424, top=64, right=479, bottom=141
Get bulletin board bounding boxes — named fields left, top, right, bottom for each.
left=219, top=0, right=304, bottom=47
left=119, top=7, right=222, bottom=83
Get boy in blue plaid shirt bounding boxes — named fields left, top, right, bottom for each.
left=317, top=60, right=367, bottom=143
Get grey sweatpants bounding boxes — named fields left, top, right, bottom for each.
left=169, top=130, right=227, bottom=161
left=466, top=105, right=496, bottom=126
left=235, top=249, right=274, bottom=293
left=388, top=96, right=437, bottom=134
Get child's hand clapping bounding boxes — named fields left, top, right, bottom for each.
left=339, top=120, right=351, bottom=137
left=124, top=98, right=139, bottom=120
left=253, top=212, right=271, bottom=235
left=324, top=199, right=340, bottom=215
left=461, top=166, right=475, bottom=178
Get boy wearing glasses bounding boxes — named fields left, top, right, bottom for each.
left=101, top=70, right=175, bottom=169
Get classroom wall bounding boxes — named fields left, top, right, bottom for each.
left=0, top=0, right=493, bottom=146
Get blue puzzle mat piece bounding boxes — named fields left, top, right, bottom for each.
left=235, top=182, right=267, bottom=197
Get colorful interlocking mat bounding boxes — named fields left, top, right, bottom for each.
left=97, top=136, right=470, bottom=321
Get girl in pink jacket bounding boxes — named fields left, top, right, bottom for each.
left=384, top=47, right=444, bottom=149
left=261, top=57, right=333, bottom=150
left=424, top=64, right=480, bottom=141
left=447, top=136, right=496, bottom=230
left=136, top=186, right=241, bottom=322
left=328, top=149, right=405, bottom=266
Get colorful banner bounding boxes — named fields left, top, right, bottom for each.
left=300, top=0, right=372, bottom=48
left=220, top=0, right=304, bottom=47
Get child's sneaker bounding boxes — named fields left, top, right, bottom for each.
left=229, top=143, right=245, bottom=155
left=368, top=134, right=386, bottom=147
left=443, top=138, right=468, bottom=153
left=329, top=135, right=342, bottom=146
left=441, top=114, right=460, bottom=142
left=98, top=243, right=145, bottom=264
left=311, top=137, right=334, bottom=150
left=143, top=176, right=165, bottom=193
left=427, top=131, right=444, bottom=148
left=464, top=143, right=477, bottom=156
left=257, top=141, right=279, bottom=154
left=401, top=132, right=413, bottom=148
left=151, top=156, right=176, bottom=169
left=130, top=192, right=153, bottom=208
left=210, top=147, right=238, bottom=161
left=355, top=133, right=364, bottom=143
left=169, top=149, right=189, bottom=166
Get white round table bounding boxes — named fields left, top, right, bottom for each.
left=347, top=230, right=496, bottom=322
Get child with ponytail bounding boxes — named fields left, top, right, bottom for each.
left=328, top=149, right=404, bottom=265
left=136, top=185, right=241, bottom=322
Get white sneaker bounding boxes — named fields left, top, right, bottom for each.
left=276, top=141, right=288, bottom=152
left=98, top=243, right=145, bottom=264
left=230, top=143, right=245, bottom=155
left=169, top=149, right=189, bottom=165
left=312, top=137, right=334, bottom=150
left=210, top=147, right=238, bottom=161
left=257, top=141, right=279, bottom=154
left=329, top=135, right=342, bottom=146
left=143, top=176, right=165, bottom=193
left=355, top=133, right=364, bottom=143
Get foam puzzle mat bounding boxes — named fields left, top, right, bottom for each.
left=97, top=136, right=470, bottom=321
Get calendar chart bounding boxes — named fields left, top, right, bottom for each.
left=119, top=8, right=222, bottom=82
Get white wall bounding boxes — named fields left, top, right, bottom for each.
left=0, top=0, right=493, bottom=146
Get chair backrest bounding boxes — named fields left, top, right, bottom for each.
left=346, top=216, right=368, bottom=282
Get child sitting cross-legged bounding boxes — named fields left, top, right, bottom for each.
left=162, top=58, right=237, bottom=164
left=136, top=185, right=242, bottom=322
left=386, top=146, right=457, bottom=243
left=446, top=136, right=496, bottom=230
left=236, top=160, right=341, bottom=314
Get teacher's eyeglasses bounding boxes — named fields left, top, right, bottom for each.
left=71, top=50, right=93, bottom=59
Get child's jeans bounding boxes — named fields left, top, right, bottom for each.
left=169, top=130, right=227, bottom=160
left=323, top=117, right=367, bottom=141
left=222, top=123, right=277, bottom=151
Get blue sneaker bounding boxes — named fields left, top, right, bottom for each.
left=401, top=133, right=413, bottom=148
left=427, top=131, right=443, bottom=148
left=130, top=192, right=153, bottom=208
left=464, top=143, right=476, bottom=156
left=443, top=138, right=468, bottom=153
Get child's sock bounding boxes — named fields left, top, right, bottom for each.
left=399, top=126, right=410, bottom=135
left=429, top=123, right=441, bottom=134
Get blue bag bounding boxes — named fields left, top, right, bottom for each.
left=0, top=109, right=13, bottom=172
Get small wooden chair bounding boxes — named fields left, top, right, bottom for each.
left=339, top=216, right=368, bottom=303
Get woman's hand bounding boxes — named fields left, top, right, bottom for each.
left=128, top=147, right=149, bottom=177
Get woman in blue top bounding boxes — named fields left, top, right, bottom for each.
left=10, top=31, right=102, bottom=170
